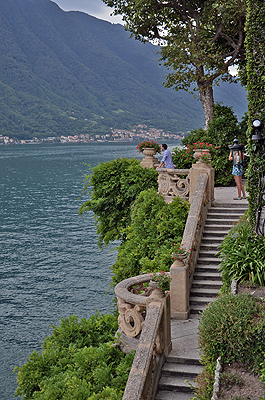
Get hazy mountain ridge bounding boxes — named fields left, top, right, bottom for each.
left=0, top=0, right=247, bottom=138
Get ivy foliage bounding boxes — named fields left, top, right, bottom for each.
left=14, top=313, right=134, bottom=400
left=79, top=158, right=158, bottom=247
left=172, top=104, right=248, bottom=186
left=111, top=188, right=189, bottom=285
left=243, top=0, right=265, bottom=231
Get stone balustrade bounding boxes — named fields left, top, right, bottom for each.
left=115, top=274, right=172, bottom=400
left=117, top=157, right=215, bottom=398
left=157, top=168, right=190, bottom=203
left=170, top=164, right=214, bottom=318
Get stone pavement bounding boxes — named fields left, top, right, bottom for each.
left=214, top=185, right=248, bottom=205
left=170, top=315, right=200, bottom=362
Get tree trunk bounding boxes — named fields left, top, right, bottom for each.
left=198, top=83, right=214, bottom=130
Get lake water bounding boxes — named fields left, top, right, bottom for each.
left=0, top=141, right=177, bottom=399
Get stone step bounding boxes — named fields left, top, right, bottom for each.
left=190, top=304, right=207, bottom=314
left=198, top=251, right=221, bottom=258
left=205, top=219, right=238, bottom=226
left=200, top=244, right=219, bottom=251
left=190, top=287, right=220, bottom=297
left=202, top=230, right=228, bottom=237
left=207, top=213, right=244, bottom=219
left=190, top=296, right=217, bottom=305
left=162, top=362, right=203, bottom=378
left=166, top=354, right=201, bottom=365
left=192, top=280, right=222, bottom=289
left=155, top=390, right=195, bottom=400
left=158, top=376, right=195, bottom=392
left=208, top=207, right=247, bottom=214
left=193, top=271, right=221, bottom=281
left=212, top=202, right=248, bottom=209
left=201, top=237, right=224, bottom=244
left=195, top=264, right=220, bottom=272
left=197, top=255, right=221, bottom=265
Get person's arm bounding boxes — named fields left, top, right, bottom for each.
left=156, top=161, right=165, bottom=169
left=228, top=151, right=233, bottom=161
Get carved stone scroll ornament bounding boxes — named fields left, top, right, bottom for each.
left=117, top=297, right=145, bottom=338
left=158, top=171, right=190, bottom=199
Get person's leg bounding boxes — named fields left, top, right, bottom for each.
left=234, top=175, right=242, bottom=199
left=239, top=175, right=246, bottom=198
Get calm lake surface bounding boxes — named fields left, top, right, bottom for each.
left=0, top=141, right=176, bottom=399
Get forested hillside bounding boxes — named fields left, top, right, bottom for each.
left=0, top=0, right=247, bottom=139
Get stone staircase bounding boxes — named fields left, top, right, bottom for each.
left=155, top=202, right=248, bottom=400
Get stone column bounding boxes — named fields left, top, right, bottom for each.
left=170, top=259, right=190, bottom=319
left=189, top=161, right=214, bottom=204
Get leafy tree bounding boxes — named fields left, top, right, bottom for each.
left=111, top=188, right=189, bottom=285
left=103, top=0, right=246, bottom=128
left=79, top=158, right=158, bottom=247
left=172, top=104, right=248, bottom=185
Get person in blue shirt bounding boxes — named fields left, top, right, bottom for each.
left=156, top=144, right=175, bottom=169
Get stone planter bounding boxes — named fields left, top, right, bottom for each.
left=149, top=280, right=166, bottom=298
left=140, top=148, right=159, bottom=168
left=174, top=253, right=189, bottom=261
left=193, top=148, right=211, bottom=163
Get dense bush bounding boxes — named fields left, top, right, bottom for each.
left=14, top=313, right=134, bottom=399
left=218, top=218, right=265, bottom=290
left=79, top=158, right=158, bottom=247
left=198, top=294, right=265, bottom=369
left=111, top=188, right=189, bottom=285
left=172, top=104, right=248, bottom=186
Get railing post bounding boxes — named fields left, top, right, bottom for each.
left=189, top=162, right=214, bottom=205
left=170, top=259, right=190, bottom=319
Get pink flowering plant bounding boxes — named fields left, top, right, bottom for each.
left=150, top=270, right=172, bottom=292
left=172, top=142, right=218, bottom=168
left=136, top=140, right=161, bottom=154
left=173, top=244, right=191, bottom=260
left=197, top=151, right=211, bottom=164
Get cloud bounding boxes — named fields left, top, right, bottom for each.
left=53, top=0, right=123, bottom=23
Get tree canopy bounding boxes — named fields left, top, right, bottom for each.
left=103, top=0, right=246, bottom=128
left=79, top=158, right=158, bottom=247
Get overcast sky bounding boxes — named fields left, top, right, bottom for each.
left=52, top=0, right=123, bottom=23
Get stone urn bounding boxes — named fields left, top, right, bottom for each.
left=140, top=148, right=159, bottom=169
left=148, top=280, right=165, bottom=298
left=193, top=148, right=211, bottom=164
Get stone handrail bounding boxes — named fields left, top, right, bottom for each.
left=157, top=168, right=190, bottom=202
left=115, top=273, right=171, bottom=341
left=119, top=288, right=171, bottom=400
left=115, top=274, right=172, bottom=400
left=170, top=171, right=212, bottom=318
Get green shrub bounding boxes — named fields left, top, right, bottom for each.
left=111, top=188, right=189, bottom=285
left=198, top=294, right=265, bottom=369
left=14, top=313, right=134, bottom=399
left=172, top=104, right=248, bottom=186
left=218, top=218, right=265, bottom=290
left=79, top=158, right=158, bottom=247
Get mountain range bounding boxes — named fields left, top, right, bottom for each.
left=0, top=0, right=248, bottom=139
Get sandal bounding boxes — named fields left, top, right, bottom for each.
left=233, top=197, right=242, bottom=200
left=242, top=196, right=246, bottom=199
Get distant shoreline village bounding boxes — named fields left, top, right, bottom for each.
left=0, top=125, right=186, bottom=145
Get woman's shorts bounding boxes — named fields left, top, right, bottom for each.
left=232, top=165, right=243, bottom=176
